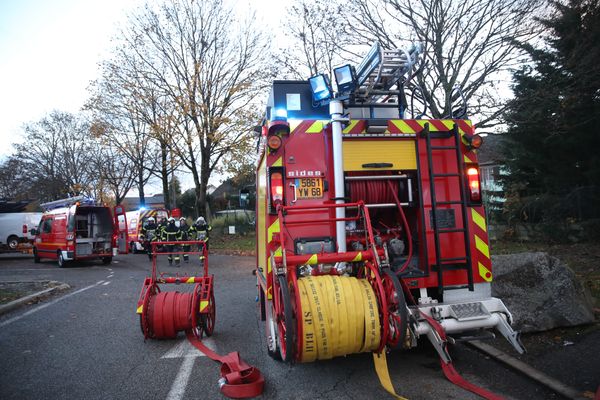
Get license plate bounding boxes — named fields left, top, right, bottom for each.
left=296, top=178, right=323, bottom=199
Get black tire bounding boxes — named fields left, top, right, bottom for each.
left=7, top=235, right=19, bottom=250
left=276, top=275, right=295, bottom=362
left=130, top=242, right=137, bottom=254
left=102, top=257, right=112, bottom=265
left=57, top=251, right=68, bottom=268
left=33, top=248, right=40, bottom=263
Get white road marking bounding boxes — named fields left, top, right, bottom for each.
left=107, top=274, right=114, bottom=279
left=162, top=338, right=218, bottom=400
left=102, top=281, right=111, bottom=286
left=165, top=356, right=195, bottom=400
left=0, top=282, right=103, bottom=328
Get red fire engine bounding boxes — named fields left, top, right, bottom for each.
left=255, top=43, right=524, bottom=397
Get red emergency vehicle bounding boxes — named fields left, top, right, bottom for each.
left=32, top=197, right=127, bottom=267
left=255, top=43, right=523, bottom=397
left=124, top=208, right=169, bottom=252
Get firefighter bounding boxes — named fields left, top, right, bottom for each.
left=178, top=217, right=192, bottom=263
left=140, top=217, right=158, bottom=261
left=192, top=216, right=212, bottom=261
left=161, top=217, right=180, bottom=266
left=158, top=216, right=168, bottom=232
left=154, top=216, right=168, bottom=254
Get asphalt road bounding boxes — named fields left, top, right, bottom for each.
left=0, top=252, right=564, bottom=400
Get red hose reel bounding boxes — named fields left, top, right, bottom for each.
left=137, top=240, right=215, bottom=340
left=135, top=241, right=264, bottom=399
left=139, top=278, right=215, bottom=340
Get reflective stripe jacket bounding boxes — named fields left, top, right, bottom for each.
left=161, top=222, right=179, bottom=242
left=140, top=223, right=158, bottom=241
left=192, top=223, right=212, bottom=241
left=178, top=222, right=191, bottom=241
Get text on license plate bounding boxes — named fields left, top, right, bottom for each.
left=296, top=178, right=323, bottom=199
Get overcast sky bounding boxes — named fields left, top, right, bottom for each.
left=0, top=0, right=291, bottom=168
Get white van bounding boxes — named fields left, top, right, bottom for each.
left=0, top=212, right=43, bottom=250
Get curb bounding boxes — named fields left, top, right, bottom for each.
left=0, top=282, right=71, bottom=316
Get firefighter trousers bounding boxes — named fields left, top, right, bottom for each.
left=182, top=245, right=190, bottom=263
left=144, top=241, right=154, bottom=261
left=166, top=244, right=180, bottom=265
left=198, top=240, right=208, bottom=261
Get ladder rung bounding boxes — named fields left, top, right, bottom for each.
left=437, top=228, right=466, bottom=233
left=436, top=201, right=463, bottom=205
left=432, top=173, right=460, bottom=178
left=439, top=264, right=469, bottom=271
left=432, top=263, right=469, bottom=271
left=431, top=146, right=458, bottom=150
left=440, top=257, right=468, bottom=263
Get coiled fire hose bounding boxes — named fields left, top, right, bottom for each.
left=295, top=275, right=503, bottom=400
left=296, top=275, right=408, bottom=399
left=141, top=285, right=265, bottom=399
left=297, top=276, right=381, bottom=362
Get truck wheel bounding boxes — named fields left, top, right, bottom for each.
left=265, top=297, right=282, bottom=361
left=102, top=257, right=112, bottom=265
left=33, top=248, right=40, bottom=263
left=57, top=251, right=68, bottom=268
left=7, top=235, right=19, bottom=250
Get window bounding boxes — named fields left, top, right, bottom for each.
left=42, top=218, right=53, bottom=234
left=68, top=214, right=75, bottom=232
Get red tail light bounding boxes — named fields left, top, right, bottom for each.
left=270, top=172, right=284, bottom=204
left=23, top=224, right=27, bottom=234
left=466, top=167, right=481, bottom=202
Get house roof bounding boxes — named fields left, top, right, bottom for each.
left=211, top=180, right=236, bottom=198
left=123, top=194, right=165, bottom=204
left=0, top=199, right=33, bottom=213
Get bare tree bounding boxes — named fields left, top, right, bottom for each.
left=10, top=111, right=98, bottom=201
left=93, top=143, right=138, bottom=204
left=343, top=0, right=541, bottom=127
left=275, top=1, right=352, bottom=79
left=122, top=0, right=269, bottom=216
left=0, top=158, right=36, bottom=200
left=86, top=54, right=164, bottom=207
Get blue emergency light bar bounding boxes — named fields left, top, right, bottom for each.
left=273, top=108, right=288, bottom=120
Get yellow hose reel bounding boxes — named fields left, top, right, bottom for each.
left=297, top=275, right=382, bottom=362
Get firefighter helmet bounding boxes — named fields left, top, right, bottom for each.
left=148, top=217, right=155, bottom=223
left=168, top=217, right=176, bottom=223
left=196, top=217, right=205, bottom=224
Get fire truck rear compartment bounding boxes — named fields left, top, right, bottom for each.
left=345, top=170, right=420, bottom=273
left=71, top=207, right=113, bottom=255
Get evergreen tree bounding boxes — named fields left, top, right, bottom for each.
left=503, top=0, right=600, bottom=220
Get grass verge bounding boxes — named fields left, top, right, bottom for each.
left=210, top=232, right=256, bottom=256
